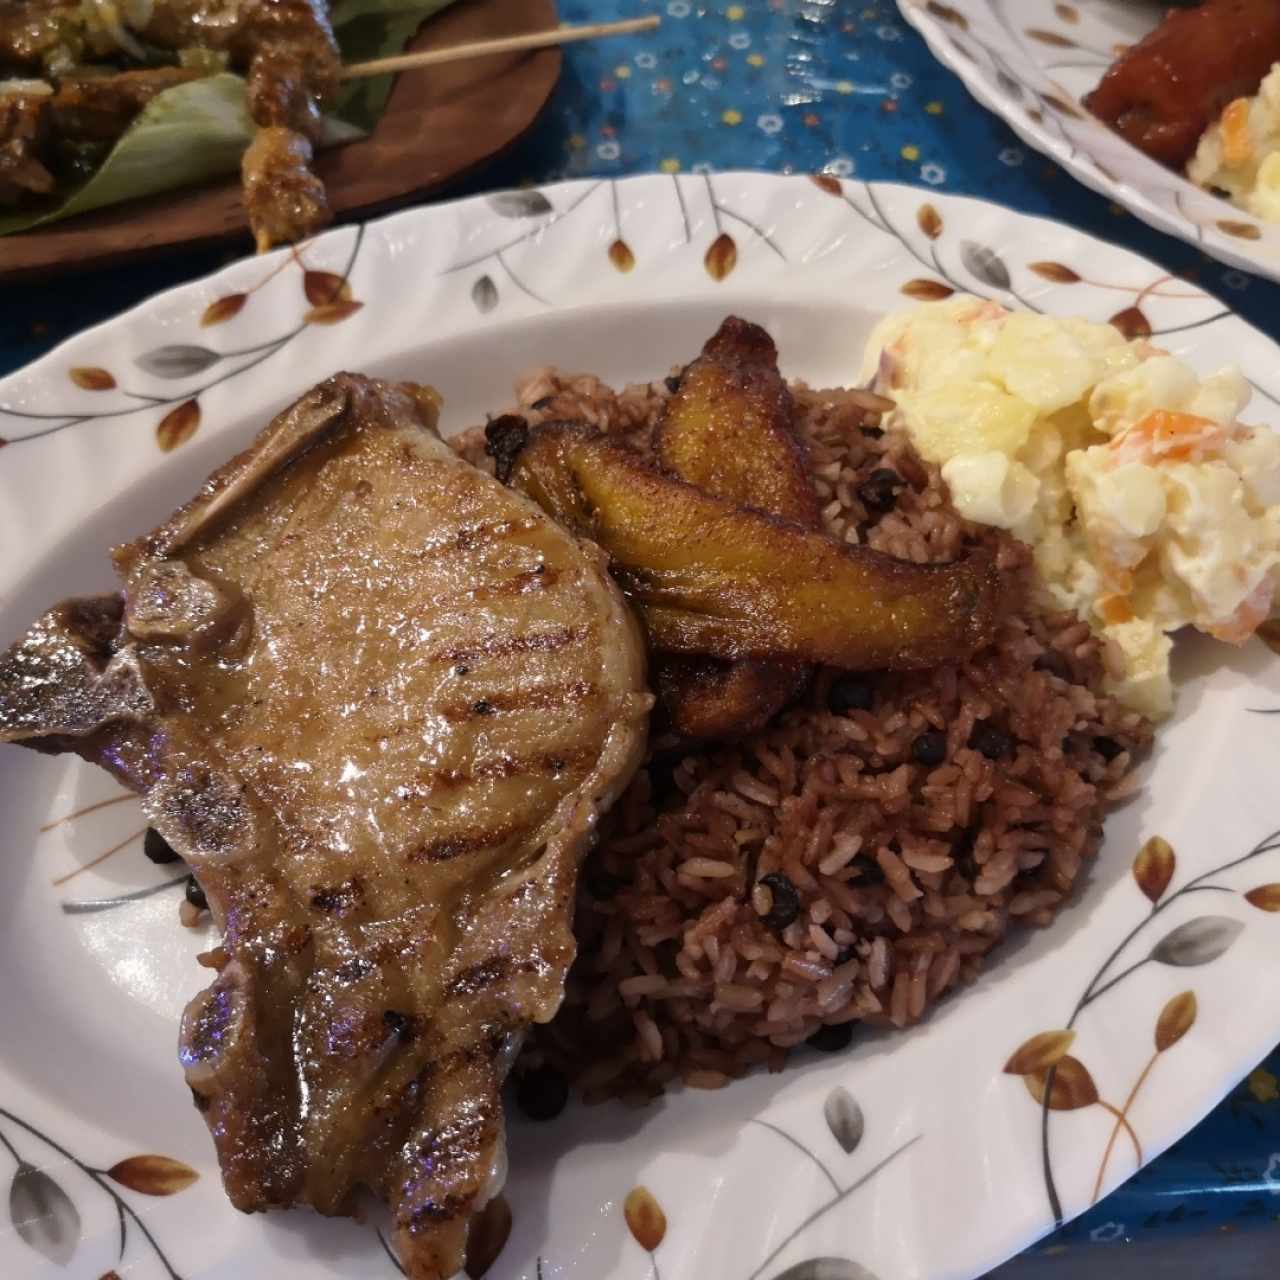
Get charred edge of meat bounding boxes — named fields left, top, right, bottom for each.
left=483, top=414, right=530, bottom=484
left=0, top=372, right=651, bottom=1280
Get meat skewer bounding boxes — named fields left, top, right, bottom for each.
left=0, top=12, right=659, bottom=249
left=1, top=0, right=340, bottom=248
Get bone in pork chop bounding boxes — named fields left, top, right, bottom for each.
left=0, top=374, right=650, bottom=1279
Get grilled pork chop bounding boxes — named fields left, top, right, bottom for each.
left=0, top=374, right=650, bottom=1278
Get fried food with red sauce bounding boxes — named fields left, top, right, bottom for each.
left=1085, top=0, right=1280, bottom=169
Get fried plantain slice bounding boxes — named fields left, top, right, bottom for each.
left=655, top=654, right=809, bottom=739
left=654, top=317, right=820, bottom=738
left=508, top=423, right=1002, bottom=670
left=656, top=316, right=822, bottom=525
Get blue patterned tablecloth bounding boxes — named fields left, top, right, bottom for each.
left=4, top=0, right=1280, bottom=1268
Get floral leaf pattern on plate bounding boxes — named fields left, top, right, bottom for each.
left=1217, top=220, right=1262, bottom=241
left=1024, top=28, right=1073, bottom=48
left=1002, top=819, right=1280, bottom=1222
left=464, top=1194, right=512, bottom=1279
left=608, top=239, right=637, bottom=273
left=1150, top=916, right=1244, bottom=967
left=995, top=70, right=1022, bottom=100
left=916, top=203, right=943, bottom=240
left=1028, top=261, right=1080, bottom=284
left=2, top=1106, right=195, bottom=1275
left=106, top=1154, right=199, bottom=1196
left=925, top=1, right=967, bottom=30
left=9, top=1162, right=80, bottom=1265
left=1024, top=1056, right=1098, bottom=1111
left=1109, top=307, right=1152, bottom=340
left=303, top=271, right=352, bottom=306
left=156, top=399, right=201, bottom=452
left=69, top=366, right=116, bottom=391
left=1245, top=884, right=1280, bottom=911
left=959, top=241, right=1011, bottom=290
left=705, top=232, right=738, bottom=281
left=135, top=345, right=222, bottom=380
left=201, top=294, right=247, bottom=326
left=823, top=1087, right=864, bottom=1155
left=624, top=1186, right=667, bottom=1251
left=487, top=190, right=553, bottom=218
left=1155, top=992, right=1197, bottom=1053
left=304, top=301, right=364, bottom=325
left=900, top=279, right=954, bottom=300
left=1004, top=1029, right=1075, bottom=1075
left=1133, top=837, right=1175, bottom=904
left=769, top=1261, right=880, bottom=1280
left=472, top=275, right=499, bottom=314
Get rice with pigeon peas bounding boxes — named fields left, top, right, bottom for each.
left=455, top=370, right=1151, bottom=1105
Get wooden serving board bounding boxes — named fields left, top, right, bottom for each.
left=0, top=0, right=560, bottom=279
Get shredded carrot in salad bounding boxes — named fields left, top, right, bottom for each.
left=1221, top=97, right=1254, bottom=169
left=1109, top=410, right=1228, bottom=463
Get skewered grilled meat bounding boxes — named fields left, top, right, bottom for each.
left=241, top=123, right=326, bottom=247
left=50, top=64, right=202, bottom=138
left=235, top=0, right=339, bottom=248
left=0, top=0, right=340, bottom=246
left=1085, top=0, right=1280, bottom=169
left=0, top=0, right=82, bottom=72
left=0, top=87, right=53, bottom=200
left=1, top=66, right=204, bottom=203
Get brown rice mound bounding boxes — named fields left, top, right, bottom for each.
left=456, top=368, right=1151, bottom=1104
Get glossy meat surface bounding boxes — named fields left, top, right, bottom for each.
left=241, top=124, right=326, bottom=249
left=0, top=91, right=53, bottom=203
left=0, top=374, right=649, bottom=1279
left=51, top=66, right=203, bottom=139
left=0, top=0, right=78, bottom=70
left=1085, top=0, right=1280, bottom=169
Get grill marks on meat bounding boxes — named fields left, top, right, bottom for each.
left=0, top=373, right=650, bottom=1280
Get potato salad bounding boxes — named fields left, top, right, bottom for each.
left=862, top=297, right=1280, bottom=717
left=1187, top=63, right=1280, bottom=223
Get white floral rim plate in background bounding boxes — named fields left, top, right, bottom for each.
left=897, top=0, right=1280, bottom=283
left=3, top=173, right=1280, bottom=1280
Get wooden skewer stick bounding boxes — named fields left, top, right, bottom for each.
left=341, top=14, right=660, bottom=81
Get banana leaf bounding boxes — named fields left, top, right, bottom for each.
left=332, top=0, right=456, bottom=131
left=0, top=0, right=457, bottom=236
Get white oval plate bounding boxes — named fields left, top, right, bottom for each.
left=897, top=0, right=1280, bottom=282
left=3, top=173, right=1280, bottom=1280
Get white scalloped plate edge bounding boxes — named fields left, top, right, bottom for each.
left=2, top=174, right=1280, bottom=1280
left=898, top=0, right=1280, bottom=282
